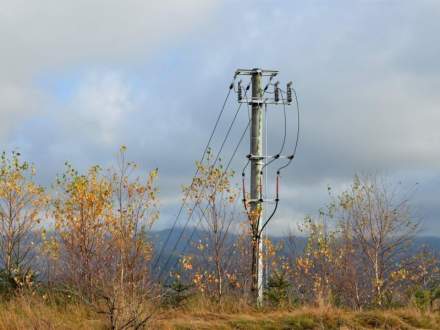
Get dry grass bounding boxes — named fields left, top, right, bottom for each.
left=152, top=307, right=440, bottom=330
left=0, top=294, right=438, bottom=329
left=0, top=295, right=106, bottom=330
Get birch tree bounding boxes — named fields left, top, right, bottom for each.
left=0, top=151, right=47, bottom=289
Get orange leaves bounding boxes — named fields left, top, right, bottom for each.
left=296, top=257, right=312, bottom=274
left=181, top=256, right=193, bottom=271
left=247, top=207, right=262, bottom=228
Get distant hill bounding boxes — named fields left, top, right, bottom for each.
left=414, top=236, right=440, bottom=251
left=150, top=227, right=440, bottom=277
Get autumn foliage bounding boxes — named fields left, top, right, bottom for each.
left=44, top=147, right=159, bottom=328
left=0, top=151, right=47, bottom=290
left=0, top=150, right=438, bottom=329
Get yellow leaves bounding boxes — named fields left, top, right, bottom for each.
left=226, top=272, right=240, bottom=288
left=296, top=257, right=312, bottom=274
left=48, top=153, right=160, bottom=301
left=0, top=151, right=47, bottom=273
left=390, top=268, right=409, bottom=281
left=192, top=272, right=204, bottom=291
left=248, top=207, right=262, bottom=225
left=184, top=154, right=237, bottom=215
left=196, top=241, right=206, bottom=251
left=150, top=167, right=158, bottom=179
left=181, top=256, right=193, bottom=270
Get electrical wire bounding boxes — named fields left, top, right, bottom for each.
left=164, top=117, right=251, bottom=279
left=152, top=78, right=236, bottom=270
left=156, top=87, right=250, bottom=281
left=259, top=88, right=300, bottom=236
left=158, top=76, right=301, bottom=283
left=277, top=88, right=300, bottom=174
left=260, top=90, right=287, bottom=172
left=241, top=85, right=300, bottom=239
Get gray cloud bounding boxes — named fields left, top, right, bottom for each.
left=1, top=1, right=439, bottom=235
left=0, top=0, right=220, bottom=139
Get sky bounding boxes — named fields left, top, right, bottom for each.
left=1, top=0, right=439, bottom=235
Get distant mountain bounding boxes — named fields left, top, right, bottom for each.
left=413, top=236, right=440, bottom=251
left=150, top=227, right=440, bottom=277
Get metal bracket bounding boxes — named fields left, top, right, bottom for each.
left=239, top=99, right=291, bottom=106
left=246, top=198, right=278, bottom=204
left=235, top=68, right=279, bottom=77
left=247, top=154, right=291, bottom=160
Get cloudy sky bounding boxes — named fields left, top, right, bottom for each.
left=1, top=0, right=439, bottom=235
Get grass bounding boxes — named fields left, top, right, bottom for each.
left=0, top=295, right=106, bottom=330
left=0, top=294, right=439, bottom=329
left=153, top=307, right=440, bottom=330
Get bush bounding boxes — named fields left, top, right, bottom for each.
left=162, top=279, right=193, bottom=308
left=265, top=271, right=291, bottom=307
left=0, top=268, right=36, bottom=295
left=413, top=287, right=440, bottom=311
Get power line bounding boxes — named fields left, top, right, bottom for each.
left=258, top=88, right=301, bottom=236
left=156, top=88, right=249, bottom=280
left=163, top=90, right=252, bottom=278
left=277, top=88, right=300, bottom=174
left=261, top=91, right=287, bottom=172
left=259, top=88, right=301, bottom=236
left=164, top=116, right=251, bottom=279
left=152, top=78, right=236, bottom=270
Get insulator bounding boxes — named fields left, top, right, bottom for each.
left=259, top=176, right=263, bottom=199
left=276, top=175, right=280, bottom=200
left=274, top=82, right=280, bottom=102
left=287, top=81, right=293, bottom=103
left=237, top=80, right=242, bottom=101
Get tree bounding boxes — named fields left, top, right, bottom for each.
left=295, top=216, right=337, bottom=307
left=0, top=151, right=47, bottom=290
left=103, top=148, right=159, bottom=329
left=391, top=247, right=440, bottom=309
left=50, top=163, right=112, bottom=296
left=338, top=175, right=419, bottom=306
left=48, top=148, right=159, bottom=329
left=182, top=151, right=240, bottom=302
left=294, top=175, right=420, bottom=308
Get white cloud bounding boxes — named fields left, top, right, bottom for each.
left=0, top=0, right=220, bottom=141
left=0, top=82, right=44, bottom=138
left=68, top=72, right=139, bottom=145
left=0, top=0, right=219, bottom=71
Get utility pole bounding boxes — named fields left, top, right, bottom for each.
left=249, top=69, right=264, bottom=306
left=236, top=67, right=292, bottom=307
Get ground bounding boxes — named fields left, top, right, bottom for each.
left=0, top=296, right=439, bottom=330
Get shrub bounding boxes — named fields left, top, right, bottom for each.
left=265, top=271, right=290, bottom=307
left=162, top=279, right=193, bottom=308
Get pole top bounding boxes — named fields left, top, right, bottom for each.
left=235, top=68, right=279, bottom=77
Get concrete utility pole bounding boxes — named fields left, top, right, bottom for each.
left=249, top=69, right=264, bottom=306
left=236, top=67, right=285, bottom=307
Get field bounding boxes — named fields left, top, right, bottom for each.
left=0, top=295, right=439, bottom=330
